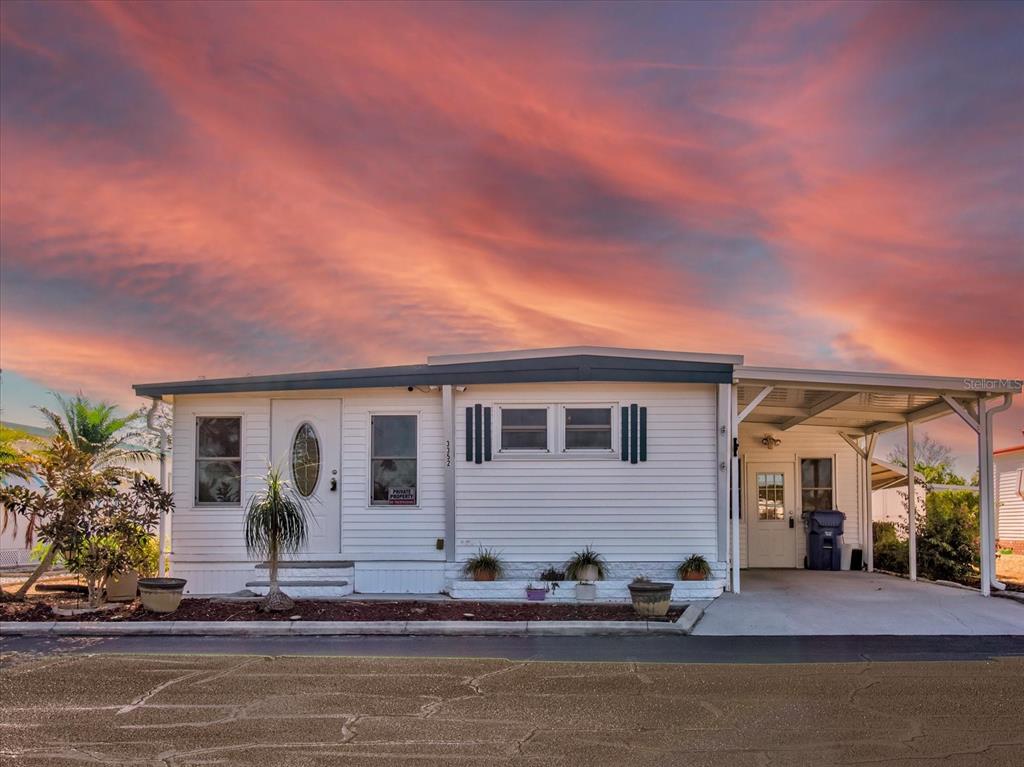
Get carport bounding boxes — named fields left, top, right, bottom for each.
left=727, top=367, right=1020, bottom=596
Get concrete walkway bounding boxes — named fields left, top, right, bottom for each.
left=694, top=570, right=1024, bottom=635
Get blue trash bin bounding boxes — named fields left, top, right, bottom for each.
left=805, top=510, right=845, bottom=571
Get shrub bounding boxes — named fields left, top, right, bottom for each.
left=872, top=489, right=979, bottom=582
left=917, top=490, right=978, bottom=582
left=539, top=567, right=565, bottom=582
left=872, top=521, right=909, bottom=574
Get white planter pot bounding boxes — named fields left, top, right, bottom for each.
left=575, top=582, right=597, bottom=601
left=576, top=565, right=599, bottom=582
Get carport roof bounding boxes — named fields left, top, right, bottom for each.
left=734, top=365, right=1020, bottom=436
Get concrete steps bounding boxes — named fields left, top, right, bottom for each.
left=246, top=561, right=355, bottom=598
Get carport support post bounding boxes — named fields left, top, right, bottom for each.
left=906, top=422, right=917, bottom=582
left=863, top=434, right=877, bottom=572
left=977, top=396, right=994, bottom=597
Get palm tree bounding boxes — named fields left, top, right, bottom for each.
left=0, top=424, right=40, bottom=482
left=244, top=468, right=310, bottom=612
left=38, top=394, right=153, bottom=471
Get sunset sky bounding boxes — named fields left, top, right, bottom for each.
left=1, top=1, right=1022, bottom=470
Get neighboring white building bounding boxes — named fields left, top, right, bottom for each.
left=133, top=347, right=1020, bottom=598
left=995, top=438, right=1024, bottom=554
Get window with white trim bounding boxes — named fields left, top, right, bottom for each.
left=195, top=417, right=241, bottom=505
left=498, top=407, right=549, bottom=451
left=800, top=457, right=834, bottom=512
left=563, top=406, right=613, bottom=451
left=370, top=414, right=417, bottom=506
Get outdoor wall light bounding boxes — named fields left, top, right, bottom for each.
left=761, top=433, right=782, bottom=450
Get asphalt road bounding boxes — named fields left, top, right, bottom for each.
left=2, top=645, right=1023, bottom=766
left=4, top=633, right=1024, bottom=663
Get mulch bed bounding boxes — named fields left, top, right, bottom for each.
left=0, top=597, right=683, bottom=623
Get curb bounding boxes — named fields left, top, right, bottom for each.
left=1, top=603, right=709, bottom=638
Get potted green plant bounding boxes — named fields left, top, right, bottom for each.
left=565, top=546, right=606, bottom=582
left=525, top=583, right=547, bottom=601
left=627, top=575, right=674, bottom=617
left=462, top=547, right=505, bottom=581
left=677, top=554, right=712, bottom=581
left=539, top=567, right=565, bottom=582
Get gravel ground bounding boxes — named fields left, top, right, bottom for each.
left=1, top=651, right=1022, bottom=766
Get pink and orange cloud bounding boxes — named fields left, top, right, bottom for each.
left=1, top=1, right=1022, bottom=460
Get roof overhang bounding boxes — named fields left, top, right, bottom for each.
left=134, top=349, right=738, bottom=398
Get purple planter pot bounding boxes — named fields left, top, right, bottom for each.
left=526, top=587, right=547, bottom=601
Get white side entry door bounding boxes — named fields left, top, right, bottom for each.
left=746, top=461, right=799, bottom=567
left=270, top=399, right=342, bottom=554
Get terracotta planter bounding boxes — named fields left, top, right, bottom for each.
left=575, top=564, right=599, bottom=582
left=472, top=570, right=497, bottom=582
left=138, top=577, right=187, bottom=613
left=682, top=571, right=707, bottom=581
left=628, top=581, right=673, bottom=617
left=105, top=572, right=139, bottom=602
left=525, top=587, right=547, bottom=601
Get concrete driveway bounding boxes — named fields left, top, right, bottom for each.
left=694, top=570, right=1024, bottom=635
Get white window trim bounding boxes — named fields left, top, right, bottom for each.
left=559, top=403, right=619, bottom=456
left=796, top=454, right=837, bottom=515
left=494, top=404, right=554, bottom=458
left=367, top=410, right=421, bottom=509
left=194, top=414, right=244, bottom=508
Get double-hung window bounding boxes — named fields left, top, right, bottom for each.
left=195, top=417, right=242, bottom=505
left=499, top=408, right=548, bottom=451
left=371, top=414, right=417, bottom=505
left=800, top=457, right=834, bottom=512
left=563, top=407, right=613, bottom=451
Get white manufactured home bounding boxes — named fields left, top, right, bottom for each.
left=133, top=347, right=1020, bottom=598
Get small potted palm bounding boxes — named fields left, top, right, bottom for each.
left=462, top=547, right=505, bottom=581
left=627, top=575, right=674, bottom=617
left=677, top=554, right=712, bottom=581
left=565, top=546, right=606, bottom=582
left=566, top=546, right=605, bottom=601
left=243, top=467, right=311, bottom=612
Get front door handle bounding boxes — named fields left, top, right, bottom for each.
left=330, top=478, right=338, bottom=492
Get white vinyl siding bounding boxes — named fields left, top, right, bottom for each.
left=738, top=424, right=864, bottom=567
left=996, top=453, right=1024, bottom=542
left=171, top=396, right=270, bottom=564
left=342, top=391, right=445, bottom=560
left=454, top=382, right=719, bottom=562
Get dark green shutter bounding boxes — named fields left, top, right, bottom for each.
left=629, top=404, right=638, bottom=464
left=483, top=407, right=492, bottom=461
left=620, top=406, right=629, bottom=460
left=639, top=407, right=647, bottom=462
left=473, top=404, right=483, bottom=464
